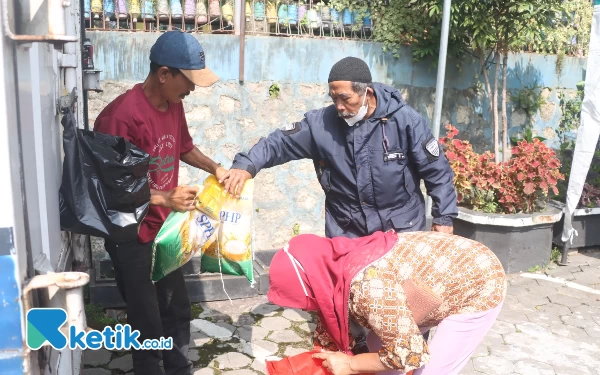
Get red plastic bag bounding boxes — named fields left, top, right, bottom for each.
left=266, top=350, right=386, bottom=375
left=266, top=350, right=327, bottom=375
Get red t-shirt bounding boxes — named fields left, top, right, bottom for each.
left=94, top=83, right=194, bottom=243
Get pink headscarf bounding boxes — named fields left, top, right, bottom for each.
left=267, top=231, right=398, bottom=353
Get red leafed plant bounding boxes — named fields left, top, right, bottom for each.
left=440, top=124, right=565, bottom=214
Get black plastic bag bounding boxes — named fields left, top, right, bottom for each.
left=59, top=108, right=151, bottom=242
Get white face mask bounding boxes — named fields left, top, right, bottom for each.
left=283, top=245, right=319, bottom=311
left=344, top=90, right=368, bottom=127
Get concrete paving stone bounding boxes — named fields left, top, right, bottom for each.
left=517, top=294, right=550, bottom=307
left=503, top=294, right=520, bottom=305
left=268, top=330, right=303, bottom=343
left=190, top=331, right=212, bottom=348
left=284, top=347, right=308, bottom=357
left=251, top=359, right=267, bottom=374
left=534, top=303, right=572, bottom=315
left=569, top=304, right=600, bottom=319
left=584, top=255, right=600, bottom=267
left=191, top=319, right=234, bottom=339
left=212, top=352, right=252, bottom=369
left=507, top=285, right=530, bottom=297
left=513, top=359, right=555, bottom=375
left=192, top=368, right=216, bottom=375
left=584, top=324, right=600, bottom=338
left=480, top=332, right=504, bottom=346
left=548, top=294, right=583, bottom=307
left=188, top=349, right=201, bottom=362
left=473, top=355, right=514, bottom=374
left=83, top=348, right=112, bottom=366
left=503, top=299, right=536, bottom=313
left=259, top=317, right=291, bottom=331
left=82, top=369, right=111, bottom=375
left=198, top=308, right=231, bottom=321
left=565, top=256, right=592, bottom=267
left=561, top=313, right=599, bottom=329
left=496, top=309, right=530, bottom=324
left=550, top=323, right=590, bottom=340
left=251, top=303, right=281, bottom=316
left=488, top=344, right=531, bottom=362
left=501, top=329, right=600, bottom=371
left=584, top=297, right=600, bottom=307
left=235, top=325, right=270, bottom=342
left=108, top=354, right=133, bottom=372
left=203, top=296, right=269, bottom=317
left=514, top=322, right=551, bottom=336
left=503, top=332, right=548, bottom=349
left=509, top=277, right=539, bottom=288
left=532, top=285, right=560, bottom=297
left=282, top=309, right=312, bottom=322
left=525, top=311, right=563, bottom=327
left=297, top=322, right=312, bottom=333
left=222, top=370, right=259, bottom=375
left=489, top=320, right=517, bottom=335
left=457, top=360, right=477, bottom=375
left=215, top=321, right=237, bottom=334
left=571, top=271, right=600, bottom=286
left=232, top=314, right=256, bottom=327
left=552, top=364, right=596, bottom=375
left=471, top=344, right=489, bottom=358
left=241, top=339, right=280, bottom=359
left=577, top=336, right=600, bottom=352
left=545, top=268, right=578, bottom=280
left=556, top=286, right=598, bottom=299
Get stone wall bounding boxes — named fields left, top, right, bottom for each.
left=87, top=32, right=587, bottom=256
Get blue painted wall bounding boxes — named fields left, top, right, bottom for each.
left=89, top=32, right=587, bottom=151
left=90, top=33, right=586, bottom=89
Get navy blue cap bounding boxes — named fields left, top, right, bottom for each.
left=150, top=31, right=218, bottom=87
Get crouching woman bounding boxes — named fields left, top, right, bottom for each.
left=267, top=231, right=506, bottom=375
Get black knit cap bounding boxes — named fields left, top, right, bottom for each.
left=328, top=57, right=372, bottom=83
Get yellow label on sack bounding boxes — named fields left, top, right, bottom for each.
left=195, top=175, right=227, bottom=219
left=202, top=179, right=254, bottom=263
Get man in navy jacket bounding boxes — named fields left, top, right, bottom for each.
left=221, top=56, right=457, bottom=237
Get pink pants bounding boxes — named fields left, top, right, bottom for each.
left=366, top=302, right=503, bottom=375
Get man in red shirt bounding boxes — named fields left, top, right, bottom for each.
left=94, top=31, right=225, bottom=375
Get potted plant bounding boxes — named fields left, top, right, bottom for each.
left=440, top=125, right=564, bottom=272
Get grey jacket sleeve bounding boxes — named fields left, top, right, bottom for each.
left=231, top=118, right=316, bottom=177
left=404, top=109, right=458, bottom=226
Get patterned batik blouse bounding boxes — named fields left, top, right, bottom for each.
left=313, top=232, right=506, bottom=373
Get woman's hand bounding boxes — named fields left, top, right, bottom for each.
left=312, top=351, right=356, bottom=375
